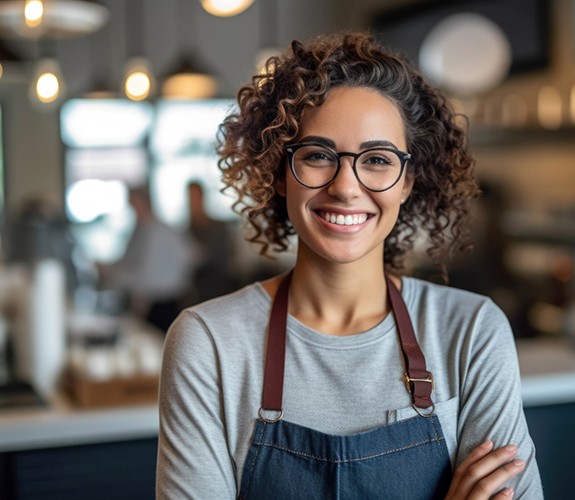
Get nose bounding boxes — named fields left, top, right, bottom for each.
left=326, top=156, right=362, bottom=200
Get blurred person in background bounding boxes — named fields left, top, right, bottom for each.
left=186, top=181, right=238, bottom=303
left=99, top=187, right=197, bottom=332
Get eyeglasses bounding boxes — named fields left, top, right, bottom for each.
left=284, top=142, right=411, bottom=192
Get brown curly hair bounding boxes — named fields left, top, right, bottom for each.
left=217, top=31, right=479, bottom=275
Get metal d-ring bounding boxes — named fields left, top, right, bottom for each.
left=412, top=402, right=436, bottom=418
left=258, top=407, right=284, bottom=423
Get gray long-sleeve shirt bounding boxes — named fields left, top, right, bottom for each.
left=156, top=277, right=543, bottom=499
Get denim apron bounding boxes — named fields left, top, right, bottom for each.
left=239, top=273, right=452, bottom=499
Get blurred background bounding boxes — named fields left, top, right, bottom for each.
left=0, top=0, right=573, bottom=498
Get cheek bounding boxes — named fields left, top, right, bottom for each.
left=283, top=182, right=311, bottom=226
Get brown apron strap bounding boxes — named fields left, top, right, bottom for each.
left=386, top=276, right=434, bottom=409
left=261, top=271, right=292, bottom=412
left=260, top=272, right=434, bottom=417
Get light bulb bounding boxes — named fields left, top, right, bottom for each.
left=123, top=57, right=155, bottom=101
left=25, top=0, right=44, bottom=28
left=125, top=71, right=151, bottom=101
left=200, top=0, right=255, bottom=17
left=36, top=71, right=60, bottom=103
left=29, top=58, right=66, bottom=107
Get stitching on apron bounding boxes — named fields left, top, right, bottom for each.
left=253, top=435, right=445, bottom=464
left=244, top=422, right=268, bottom=494
left=430, top=414, right=442, bottom=443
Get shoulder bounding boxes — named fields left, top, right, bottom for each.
left=403, top=277, right=505, bottom=319
left=191, top=282, right=272, bottom=325
left=402, top=277, right=514, bottom=350
left=164, top=283, right=272, bottom=354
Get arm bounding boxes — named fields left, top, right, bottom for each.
left=446, top=440, right=526, bottom=499
left=449, top=301, right=543, bottom=499
left=156, top=310, right=236, bottom=499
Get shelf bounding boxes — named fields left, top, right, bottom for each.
left=469, top=125, right=575, bottom=147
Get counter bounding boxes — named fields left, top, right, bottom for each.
left=1, top=336, right=574, bottom=453
left=0, top=314, right=163, bottom=453
left=0, top=393, right=157, bottom=452
left=517, top=336, right=575, bottom=407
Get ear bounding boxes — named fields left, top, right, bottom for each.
left=276, top=175, right=286, bottom=197
left=401, top=172, right=415, bottom=203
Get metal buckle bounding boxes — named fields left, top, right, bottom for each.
left=404, top=372, right=434, bottom=394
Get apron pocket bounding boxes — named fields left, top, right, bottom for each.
left=393, top=396, right=459, bottom=467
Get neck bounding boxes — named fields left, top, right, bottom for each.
left=289, top=252, right=390, bottom=336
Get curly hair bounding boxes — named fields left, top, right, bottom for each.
left=217, top=31, right=479, bottom=275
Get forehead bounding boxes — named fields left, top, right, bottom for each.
left=297, top=86, right=406, bottom=148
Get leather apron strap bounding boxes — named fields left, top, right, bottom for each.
left=260, top=272, right=434, bottom=419
left=386, top=276, right=434, bottom=410
left=260, top=271, right=292, bottom=415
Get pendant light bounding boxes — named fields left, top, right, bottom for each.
left=123, top=57, right=154, bottom=101
left=122, top=0, right=155, bottom=101
left=24, top=0, right=43, bottom=29
left=161, top=1, right=217, bottom=100
left=81, top=18, right=119, bottom=99
left=28, top=37, right=65, bottom=108
left=0, top=0, right=109, bottom=39
left=199, top=0, right=255, bottom=18
left=29, top=56, right=65, bottom=107
left=161, top=56, right=217, bottom=100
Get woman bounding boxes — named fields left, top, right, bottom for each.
left=156, top=33, right=542, bottom=499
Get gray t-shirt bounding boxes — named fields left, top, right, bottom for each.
left=156, top=277, right=543, bottom=499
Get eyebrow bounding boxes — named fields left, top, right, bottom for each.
left=298, top=136, right=399, bottom=150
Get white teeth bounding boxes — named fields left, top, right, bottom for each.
left=321, top=212, right=368, bottom=226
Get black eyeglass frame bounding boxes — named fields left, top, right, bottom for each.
left=284, top=142, right=412, bottom=192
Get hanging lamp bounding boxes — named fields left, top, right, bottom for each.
left=29, top=56, right=65, bottom=107
left=161, top=1, right=217, bottom=100
left=199, top=0, right=254, bottom=18
left=121, top=0, right=155, bottom=101
left=0, top=0, right=109, bottom=38
left=161, top=54, right=217, bottom=100
left=80, top=12, right=120, bottom=99
left=123, top=57, right=154, bottom=101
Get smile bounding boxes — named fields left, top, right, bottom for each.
left=319, top=211, right=369, bottom=226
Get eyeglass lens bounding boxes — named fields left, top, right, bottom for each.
left=291, top=144, right=404, bottom=191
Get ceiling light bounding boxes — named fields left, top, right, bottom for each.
left=123, top=57, right=155, bottom=102
left=199, top=0, right=255, bottom=17
left=29, top=57, right=65, bottom=107
left=24, top=0, right=43, bottom=28
left=419, top=13, right=511, bottom=96
left=161, top=57, right=218, bottom=100
left=0, top=0, right=109, bottom=38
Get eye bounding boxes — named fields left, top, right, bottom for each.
left=366, top=155, right=391, bottom=165
left=295, top=145, right=337, bottom=167
left=359, top=150, right=398, bottom=169
left=305, top=151, right=332, bottom=161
